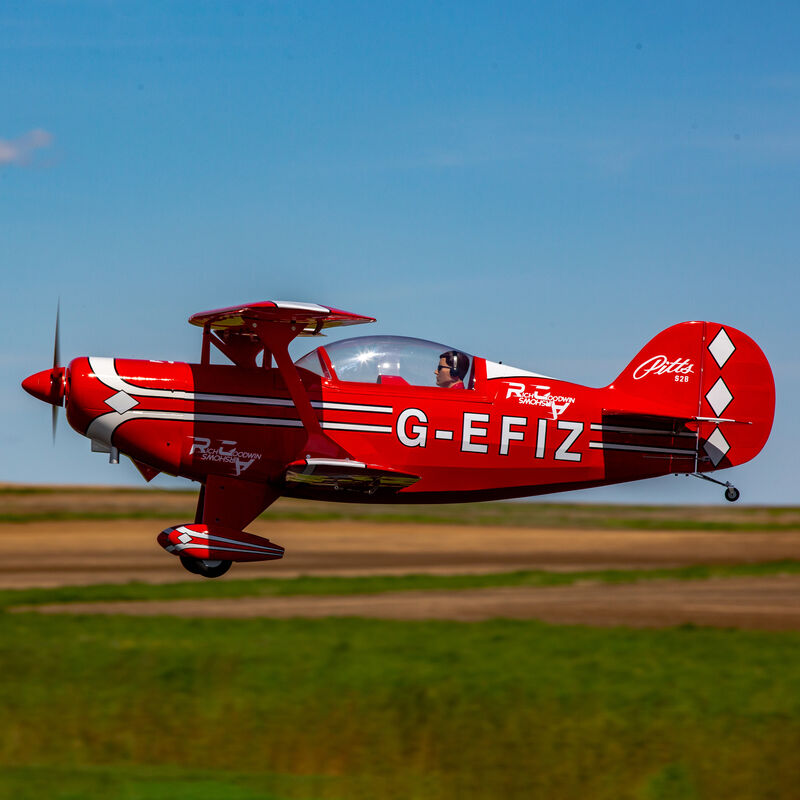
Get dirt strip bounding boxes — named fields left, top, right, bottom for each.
left=15, top=576, right=800, bottom=630
left=3, top=519, right=800, bottom=588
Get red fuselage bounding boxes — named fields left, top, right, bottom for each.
left=61, top=353, right=700, bottom=502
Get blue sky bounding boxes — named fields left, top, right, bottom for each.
left=3, top=1, right=798, bottom=503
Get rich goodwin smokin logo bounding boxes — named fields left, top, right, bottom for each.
left=632, top=356, right=695, bottom=380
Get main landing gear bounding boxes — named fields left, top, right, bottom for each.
left=179, top=556, right=232, bottom=578
left=159, top=523, right=284, bottom=578
left=688, top=472, right=740, bottom=502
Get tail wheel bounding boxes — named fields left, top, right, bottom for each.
left=179, top=555, right=232, bottom=578
left=724, top=487, right=741, bottom=502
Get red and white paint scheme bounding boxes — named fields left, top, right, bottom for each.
left=22, top=300, right=775, bottom=578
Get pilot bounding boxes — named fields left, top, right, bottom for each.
left=436, top=350, right=470, bottom=389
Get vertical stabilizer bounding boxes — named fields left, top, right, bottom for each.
left=606, top=321, right=774, bottom=471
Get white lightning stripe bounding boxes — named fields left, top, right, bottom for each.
left=590, top=424, right=696, bottom=438
left=589, top=442, right=696, bottom=456
left=88, top=357, right=392, bottom=413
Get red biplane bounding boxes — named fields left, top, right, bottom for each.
left=22, top=301, right=775, bottom=578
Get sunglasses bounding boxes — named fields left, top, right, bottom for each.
left=436, top=363, right=452, bottom=373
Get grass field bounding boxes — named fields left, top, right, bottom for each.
left=2, top=484, right=799, bottom=531
left=1, top=611, right=799, bottom=799
left=2, top=488, right=799, bottom=798
left=2, top=559, right=800, bottom=610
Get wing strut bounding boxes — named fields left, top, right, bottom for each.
left=190, top=300, right=375, bottom=458
left=253, top=320, right=349, bottom=460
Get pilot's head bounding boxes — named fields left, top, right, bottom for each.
left=436, top=350, right=470, bottom=388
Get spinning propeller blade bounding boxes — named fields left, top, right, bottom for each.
left=53, top=301, right=60, bottom=370
left=51, top=302, right=61, bottom=442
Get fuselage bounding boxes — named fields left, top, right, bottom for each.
left=63, top=353, right=698, bottom=503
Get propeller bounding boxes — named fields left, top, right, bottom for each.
left=51, top=301, right=61, bottom=441
left=21, top=301, right=67, bottom=437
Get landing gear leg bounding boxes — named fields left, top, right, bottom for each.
left=688, top=472, right=740, bottom=502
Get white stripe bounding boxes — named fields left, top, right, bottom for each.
left=305, top=458, right=367, bottom=468
left=321, top=421, right=393, bottom=433
left=321, top=401, right=392, bottom=413
left=484, top=360, right=553, bottom=380
left=273, top=301, right=329, bottom=313
left=169, top=542, right=283, bottom=557
left=589, top=442, right=696, bottom=456
left=590, top=424, right=696, bottom=438
left=185, top=530, right=284, bottom=553
left=86, top=409, right=393, bottom=445
left=88, top=357, right=392, bottom=413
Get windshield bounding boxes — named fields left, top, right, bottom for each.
left=296, top=335, right=473, bottom=387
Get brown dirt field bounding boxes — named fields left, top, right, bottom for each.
left=16, top=576, right=800, bottom=631
left=3, top=518, right=800, bottom=589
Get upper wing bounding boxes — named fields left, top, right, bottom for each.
left=189, top=300, right=375, bottom=337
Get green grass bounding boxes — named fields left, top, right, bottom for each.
left=3, top=560, right=800, bottom=612
left=0, top=485, right=188, bottom=495
left=0, top=614, right=799, bottom=799
left=2, top=484, right=799, bottom=530
left=3, top=505, right=800, bottom=531
left=0, top=764, right=320, bottom=800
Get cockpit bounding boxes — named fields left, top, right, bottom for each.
left=295, top=335, right=475, bottom=388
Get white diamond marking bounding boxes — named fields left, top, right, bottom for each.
left=704, top=427, right=730, bottom=467
left=705, top=377, right=733, bottom=416
left=178, top=532, right=193, bottom=544
left=708, top=328, right=735, bottom=369
left=105, top=390, right=139, bottom=413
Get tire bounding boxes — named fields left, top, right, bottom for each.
left=724, top=487, right=740, bottom=502
left=179, top=556, right=232, bottom=578
left=180, top=555, right=202, bottom=574
left=195, top=559, right=232, bottom=578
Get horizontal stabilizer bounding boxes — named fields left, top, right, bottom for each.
left=602, top=409, right=747, bottom=425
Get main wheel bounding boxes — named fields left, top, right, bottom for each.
left=180, top=555, right=202, bottom=574
left=724, top=487, right=740, bottom=502
left=179, top=556, right=232, bottom=578
left=195, top=559, right=232, bottom=578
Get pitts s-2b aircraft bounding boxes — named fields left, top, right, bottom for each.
left=22, top=301, right=775, bottom=578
